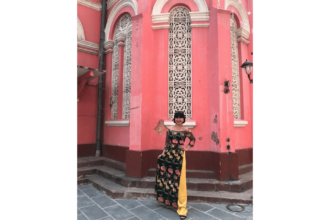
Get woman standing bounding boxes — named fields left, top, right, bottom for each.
left=154, top=111, right=195, bottom=219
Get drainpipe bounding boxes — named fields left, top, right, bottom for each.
left=95, top=0, right=107, bottom=157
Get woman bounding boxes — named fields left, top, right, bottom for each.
left=154, top=111, right=195, bottom=219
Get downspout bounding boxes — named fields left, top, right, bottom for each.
left=95, top=0, right=107, bottom=157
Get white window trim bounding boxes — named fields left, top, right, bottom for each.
left=164, top=121, right=196, bottom=129
left=105, top=120, right=130, bottom=127
left=234, top=120, right=248, bottom=127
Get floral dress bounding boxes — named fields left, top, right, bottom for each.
left=154, top=128, right=195, bottom=210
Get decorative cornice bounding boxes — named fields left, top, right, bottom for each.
left=77, top=18, right=85, bottom=40
left=190, top=11, right=210, bottom=22
left=78, top=0, right=101, bottom=11
left=234, top=120, right=248, bottom=127
left=78, top=40, right=99, bottom=51
left=104, top=40, right=114, bottom=50
left=105, top=120, right=130, bottom=126
left=77, top=47, right=98, bottom=56
left=191, top=23, right=209, bottom=28
left=225, top=0, right=250, bottom=39
left=237, top=37, right=249, bottom=45
left=151, top=25, right=170, bottom=30
left=151, top=13, right=170, bottom=24
left=107, top=0, right=117, bottom=10
left=236, top=27, right=250, bottom=40
left=105, top=0, right=138, bottom=40
left=151, top=11, right=209, bottom=25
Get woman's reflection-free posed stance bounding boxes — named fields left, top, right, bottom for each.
left=154, top=111, right=196, bottom=219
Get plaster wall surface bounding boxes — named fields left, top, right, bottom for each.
left=79, top=0, right=253, bottom=154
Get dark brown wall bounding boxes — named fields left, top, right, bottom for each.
left=236, top=148, right=253, bottom=166
left=102, top=144, right=129, bottom=163
left=78, top=144, right=96, bottom=158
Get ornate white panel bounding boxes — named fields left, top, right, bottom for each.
left=104, top=0, right=138, bottom=40
left=168, top=7, right=192, bottom=119
left=111, top=14, right=132, bottom=119
left=230, top=16, right=241, bottom=119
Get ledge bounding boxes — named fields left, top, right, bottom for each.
left=234, top=120, right=248, bottom=128
left=164, top=120, right=196, bottom=129
left=105, top=120, right=130, bottom=127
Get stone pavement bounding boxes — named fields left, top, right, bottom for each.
left=78, top=184, right=253, bottom=220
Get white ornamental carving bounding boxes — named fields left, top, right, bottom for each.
left=111, top=14, right=132, bottom=119
left=230, top=16, right=241, bottom=119
left=168, top=7, right=192, bottom=119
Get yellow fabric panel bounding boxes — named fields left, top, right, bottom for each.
left=177, top=151, right=187, bottom=216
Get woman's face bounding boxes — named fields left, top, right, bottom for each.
left=175, top=117, right=184, bottom=125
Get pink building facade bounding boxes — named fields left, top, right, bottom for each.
left=77, top=0, right=253, bottom=181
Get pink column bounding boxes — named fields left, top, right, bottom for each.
left=117, top=40, right=125, bottom=119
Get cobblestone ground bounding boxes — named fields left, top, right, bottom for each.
left=78, top=184, right=253, bottom=220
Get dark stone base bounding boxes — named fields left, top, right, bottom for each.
left=78, top=144, right=96, bottom=158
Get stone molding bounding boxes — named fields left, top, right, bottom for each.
left=164, top=121, right=196, bottom=129
left=107, top=0, right=117, bottom=10
left=78, top=40, right=99, bottom=51
left=234, top=120, right=248, bottom=127
left=105, top=120, right=130, bottom=126
left=77, top=0, right=101, bottom=11
left=105, top=49, right=113, bottom=54
left=236, top=27, right=250, bottom=40
left=104, top=40, right=114, bottom=50
left=118, top=42, right=125, bottom=46
left=115, top=32, right=126, bottom=41
left=191, top=23, right=209, bottom=28
left=151, top=25, right=170, bottom=30
left=190, top=11, right=210, bottom=21
left=151, top=13, right=170, bottom=24
left=225, top=0, right=250, bottom=39
left=151, top=12, right=209, bottom=25
left=104, top=0, right=138, bottom=40
left=152, top=0, right=208, bottom=15
left=77, top=17, right=85, bottom=40
left=237, top=37, right=249, bottom=45
left=77, top=47, right=98, bottom=56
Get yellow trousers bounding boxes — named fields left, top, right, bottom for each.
left=177, top=151, right=187, bottom=216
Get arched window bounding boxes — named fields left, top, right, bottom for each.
left=230, top=15, right=241, bottom=119
left=168, top=7, right=192, bottom=119
left=111, top=14, right=132, bottom=119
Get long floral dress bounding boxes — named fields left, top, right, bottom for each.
left=154, top=128, right=195, bottom=210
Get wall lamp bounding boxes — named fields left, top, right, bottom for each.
left=241, top=59, right=253, bottom=84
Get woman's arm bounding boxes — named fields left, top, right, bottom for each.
left=184, top=129, right=195, bottom=151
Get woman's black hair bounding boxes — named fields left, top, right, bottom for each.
left=173, top=111, right=186, bottom=124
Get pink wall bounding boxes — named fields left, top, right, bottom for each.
left=79, top=0, right=253, bottom=153
left=77, top=4, right=101, bottom=145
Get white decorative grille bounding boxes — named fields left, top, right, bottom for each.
left=230, top=16, right=241, bottom=119
left=111, top=14, right=132, bottom=119
left=168, top=7, right=192, bottom=119
left=122, top=20, right=132, bottom=119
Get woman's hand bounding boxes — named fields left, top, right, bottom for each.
left=158, top=154, right=162, bottom=158
left=179, top=146, right=190, bottom=151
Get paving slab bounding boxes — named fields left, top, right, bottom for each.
left=77, top=214, right=89, bottom=220
left=80, top=204, right=109, bottom=220
left=77, top=184, right=253, bottom=220
left=129, top=205, right=164, bottom=220
left=103, top=204, right=135, bottom=220
left=115, top=199, right=142, bottom=210
left=91, top=195, right=117, bottom=208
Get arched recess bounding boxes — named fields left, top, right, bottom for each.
left=152, top=0, right=208, bottom=15
left=225, top=0, right=250, bottom=39
left=104, top=0, right=138, bottom=40
left=77, top=17, right=85, bottom=40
